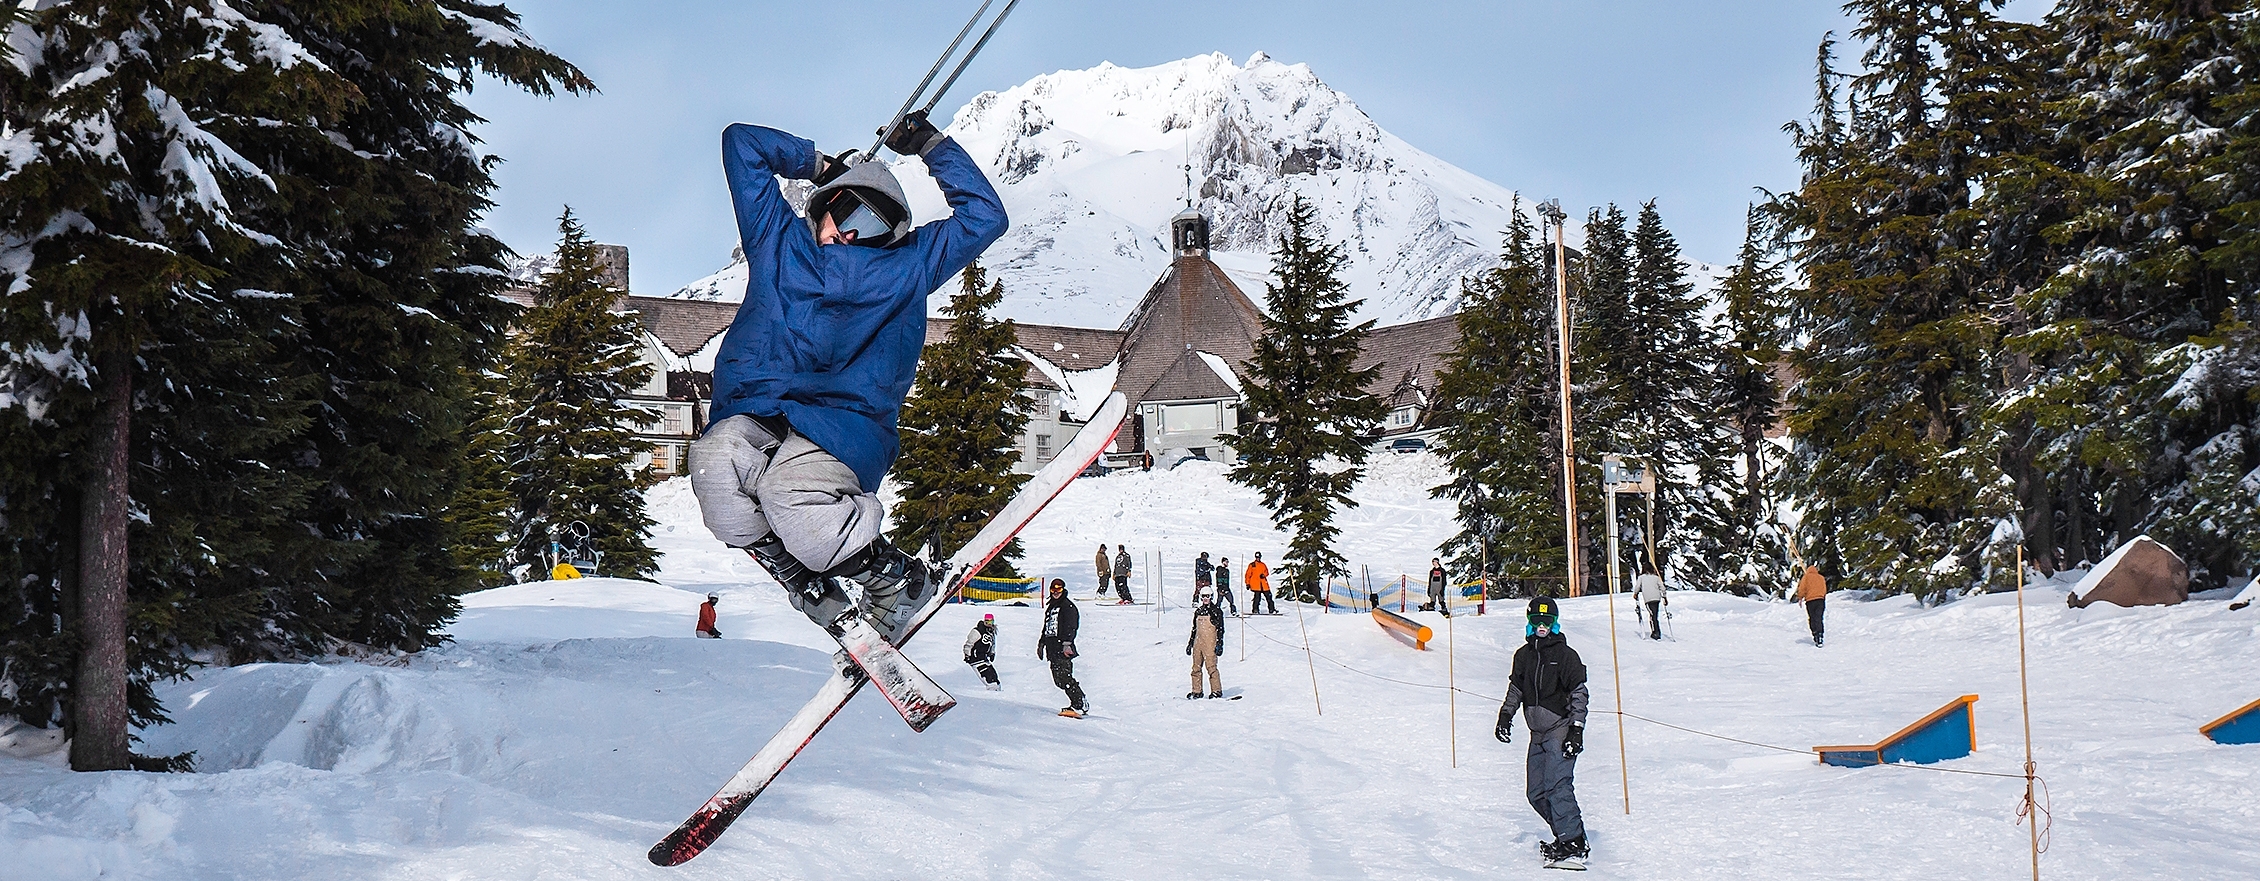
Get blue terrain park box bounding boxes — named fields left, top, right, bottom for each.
left=1815, top=695, right=1979, bottom=767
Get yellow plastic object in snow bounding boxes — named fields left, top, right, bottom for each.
left=551, top=562, right=584, bottom=580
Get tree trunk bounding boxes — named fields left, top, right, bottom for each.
left=70, top=343, right=132, bottom=772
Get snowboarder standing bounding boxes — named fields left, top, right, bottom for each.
left=1793, top=564, right=1828, bottom=647
left=1634, top=564, right=1666, bottom=641
left=1495, top=596, right=1591, bottom=869
left=1040, top=579, right=1087, bottom=715
left=1245, top=553, right=1276, bottom=615
left=1094, top=544, right=1112, bottom=599
left=696, top=593, right=722, bottom=639
left=1194, top=552, right=1215, bottom=598
left=686, top=113, right=1005, bottom=646
left=1187, top=594, right=1225, bottom=699
left=1113, top=545, right=1135, bottom=604
left=1427, top=558, right=1451, bottom=617
left=963, top=614, right=1000, bottom=690
left=1216, top=556, right=1239, bottom=617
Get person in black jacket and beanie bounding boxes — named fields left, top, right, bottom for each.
left=1496, top=596, right=1592, bottom=868
left=1039, top=579, right=1086, bottom=715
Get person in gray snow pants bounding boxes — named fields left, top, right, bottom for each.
left=1496, top=596, right=1591, bottom=862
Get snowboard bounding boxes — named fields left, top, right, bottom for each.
left=648, top=392, right=1128, bottom=867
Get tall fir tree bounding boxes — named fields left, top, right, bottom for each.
left=1998, top=0, right=2260, bottom=585
left=494, top=209, right=657, bottom=582
left=1432, top=200, right=1567, bottom=585
left=1226, top=196, right=1385, bottom=601
left=890, top=260, right=1034, bottom=577
left=1773, top=0, right=2030, bottom=598
left=1714, top=206, right=1796, bottom=590
left=0, top=0, right=587, bottom=769
left=1617, top=201, right=1738, bottom=588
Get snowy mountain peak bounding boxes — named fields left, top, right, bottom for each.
left=670, top=53, right=1528, bottom=327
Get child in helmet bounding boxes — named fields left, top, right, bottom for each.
left=1495, top=596, right=1592, bottom=868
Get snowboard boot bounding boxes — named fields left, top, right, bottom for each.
left=1187, top=692, right=1201, bottom=701
left=1208, top=690, right=1223, bottom=699
left=745, top=535, right=852, bottom=632
left=832, top=537, right=934, bottom=645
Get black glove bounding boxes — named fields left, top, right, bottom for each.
left=1495, top=721, right=1513, bottom=744
left=1562, top=723, right=1585, bottom=759
left=880, top=109, right=945, bottom=157
left=813, top=149, right=857, bottom=186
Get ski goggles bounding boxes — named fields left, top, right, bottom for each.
left=1525, top=614, right=1559, bottom=637
left=822, top=189, right=895, bottom=245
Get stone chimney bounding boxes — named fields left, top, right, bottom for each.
left=593, top=244, right=631, bottom=293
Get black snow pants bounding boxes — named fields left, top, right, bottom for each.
left=1526, top=720, right=1585, bottom=841
left=1805, top=597, right=1826, bottom=644
left=1050, top=656, right=1085, bottom=710
left=1645, top=600, right=1663, bottom=640
left=1113, top=575, right=1133, bottom=603
left=970, top=660, right=998, bottom=687
left=1249, top=590, right=1277, bottom=615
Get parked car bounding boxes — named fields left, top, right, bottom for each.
left=1078, top=460, right=1109, bottom=478
left=1387, top=437, right=1429, bottom=454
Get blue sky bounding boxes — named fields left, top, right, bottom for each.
left=467, top=0, right=2051, bottom=296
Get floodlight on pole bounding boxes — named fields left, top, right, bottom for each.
left=1536, top=199, right=1578, bottom=598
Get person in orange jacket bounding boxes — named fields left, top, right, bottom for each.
left=1244, top=553, right=1276, bottom=615
left=1792, top=565, right=1828, bottom=647
left=695, top=593, right=721, bottom=639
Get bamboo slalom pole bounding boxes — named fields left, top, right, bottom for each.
left=1605, top=552, right=1630, bottom=815
left=1448, top=610, right=1457, bottom=768
left=2016, top=545, right=2040, bottom=880
left=1294, top=581, right=1322, bottom=716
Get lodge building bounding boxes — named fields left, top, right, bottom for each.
left=512, top=207, right=1461, bottom=477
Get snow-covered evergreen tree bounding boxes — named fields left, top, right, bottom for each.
left=1433, top=201, right=1566, bottom=586
left=1773, top=0, right=2029, bottom=598
left=890, top=260, right=1034, bottom=577
left=1227, top=196, right=1384, bottom=601
left=1618, top=201, right=1738, bottom=588
left=1714, top=207, right=1796, bottom=590
left=494, top=210, right=656, bottom=582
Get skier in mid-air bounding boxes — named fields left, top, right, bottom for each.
left=1496, top=596, right=1591, bottom=869
left=687, top=111, right=1005, bottom=645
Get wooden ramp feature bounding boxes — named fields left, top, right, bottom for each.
left=1370, top=607, right=1432, bottom=650
left=1815, top=695, right=1979, bottom=767
left=2200, top=698, right=2260, bottom=745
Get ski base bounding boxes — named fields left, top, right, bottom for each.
left=649, top=392, right=1127, bottom=867
left=831, top=615, right=953, bottom=731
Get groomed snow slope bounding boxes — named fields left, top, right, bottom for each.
left=4, top=455, right=2257, bottom=879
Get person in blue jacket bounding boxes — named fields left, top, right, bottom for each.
left=688, top=111, right=1006, bottom=643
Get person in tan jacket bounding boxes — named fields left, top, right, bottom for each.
left=1094, top=544, right=1112, bottom=599
left=1187, top=594, right=1225, bottom=699
left=1793, top=565, right=1828, bottom=647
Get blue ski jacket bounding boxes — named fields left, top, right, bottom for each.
left=709, top=123, right=1007, bottom=491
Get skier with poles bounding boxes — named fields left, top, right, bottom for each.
left=686, top=105, right=1005, bottom=648
left=1634, top=564, right=1666, bottom=641
left=963, top=613, right=1000, bottom=690
left=1495, top=596, right=1591, bottom=870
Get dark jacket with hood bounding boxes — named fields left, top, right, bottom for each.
left=1186, top=601, right=1225, bottom=655
left=1497, top=631, right=1591, bottom=738
left=712, top=123, right=1007, bottom=491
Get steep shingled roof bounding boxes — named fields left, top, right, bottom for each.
left=1354, top=314, right=1461, bottom=409
left=622, top=296, right=739, bottom=358
left=927, top=317, right=1125, bottom=390
left=1112, top=256, right=1267, bottom=406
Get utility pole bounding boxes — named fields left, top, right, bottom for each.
left=1538, top=199, right=1580, bottom=597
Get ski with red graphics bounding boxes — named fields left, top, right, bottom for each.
left=648, top=392, right=1126, bottom=867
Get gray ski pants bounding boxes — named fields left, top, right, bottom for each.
left=1526, top=719, right=1586, bottom=841
left=688, top=415, right=882, bottom=573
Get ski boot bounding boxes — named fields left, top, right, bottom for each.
left=832, top=537, right=935, bottom=645
left=746, top=535, right=853, bottom=632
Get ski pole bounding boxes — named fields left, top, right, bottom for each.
left=868, top=0, right=1025, bottom=157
